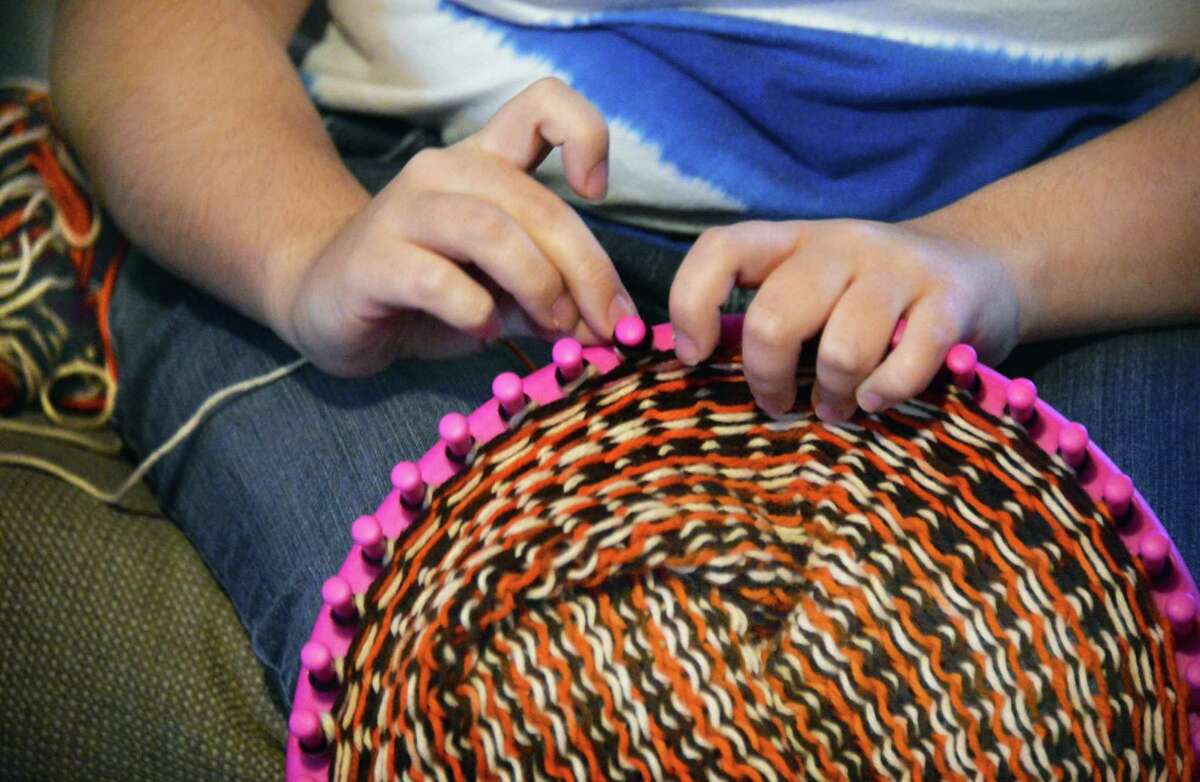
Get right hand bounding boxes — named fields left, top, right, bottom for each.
left=278, top=78, right=637, bottom=376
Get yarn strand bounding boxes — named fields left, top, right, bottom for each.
left=0, top=357, right=307, bottom=507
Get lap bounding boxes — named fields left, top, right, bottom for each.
left=113, top=243, right=1199, bottom=711
left=108, top=119, right=1199, bottom=707
left=110, top=249, right=549, bottom=706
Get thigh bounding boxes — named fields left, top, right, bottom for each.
left=110, top=249, right=549, bottom=708
left=998, top=326, right=1200, bottom=572
left=105, top=123, right=691, bottom=709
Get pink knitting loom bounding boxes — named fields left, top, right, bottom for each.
left=286, top=315, right=1200, bottom=780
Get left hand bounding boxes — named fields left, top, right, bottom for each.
left=668, top=218, right=1025, bottom=422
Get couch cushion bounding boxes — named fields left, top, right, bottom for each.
left=0, top=416, right=285, bottom=781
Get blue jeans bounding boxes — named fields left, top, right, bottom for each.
left=109, top=118, right=1200, bottom=711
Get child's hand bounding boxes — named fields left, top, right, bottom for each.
left=668, top=219, right=1024, bottom=422
left=281, top=78, right=636, bottom=375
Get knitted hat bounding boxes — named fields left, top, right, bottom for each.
left=289, top=318, right=1199, bottom=781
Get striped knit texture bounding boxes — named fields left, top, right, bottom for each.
left=328, top=349, right=1189, bottom=780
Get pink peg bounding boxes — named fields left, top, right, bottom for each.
left=351, top=514, right=386, bottom=562
left=1005, top=378, right=1037, bottom=424
left=289, top=709, right=326, bottom=753
left=301, top=641, right=337, bottom=687
left=439, top=412, right=473, bottom=459
left=552, top=338, right=584, bottom=383
left=1186, top=661, right=1200, bottom=709
left=1139, top=533, right=1171, bottom=578
left=1057, top=422, right=1089, bottom=468
left=321, top=575, right=357, bottom=623
left=1103, top=473, right=1135, bottom=520
left=945, top=344, right=977, bottom=388
left=889, top=320, right=907, bottom=349
left=390, top=461, right=425, bottom=509
left=615, top=315, right=650, bottom=351
left=1167, top=594, right=1197, bottom=638
left=492, top=371, right=526, bottom=416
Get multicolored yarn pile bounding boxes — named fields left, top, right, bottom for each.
left=319, top=347, right=1191, bottom=780
left=0, top=83, right=122, bottom=424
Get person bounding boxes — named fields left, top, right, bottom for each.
left=49, top=0, right=1200, bottom=710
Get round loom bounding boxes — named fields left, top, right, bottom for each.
left=287, top=315, right=1200, bottom=780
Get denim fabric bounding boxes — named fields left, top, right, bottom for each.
left=1001, top=329, right=1200, bottom=561
left=111, top=259, right=546, bottom=710
left=110, top=115, right=1200, bottom=711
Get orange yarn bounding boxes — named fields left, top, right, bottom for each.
left=1, top=88, right=123, bottom=410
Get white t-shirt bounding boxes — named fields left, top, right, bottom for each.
left=303, top=1, right=1200, bottom=230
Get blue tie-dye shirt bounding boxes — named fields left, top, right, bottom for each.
left=303, top=1, right=1200, bottom=232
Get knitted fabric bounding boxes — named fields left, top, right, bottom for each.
left=327, top=349, right=1189, bottom=780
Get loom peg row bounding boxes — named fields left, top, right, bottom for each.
left=289, top=709, right=328, bottom=754
left=321, top=576, right=358, bottom=624
left=945, top=344, right=977, bottom=388
left=1187, top=662, right=1200, bottom=710
left=1005, top=378, right=1037, bottom=424
left=1057, top=422, right=1089, bottom=468
left=552, top=338, right=584, bottom=383
left=1167, top=594, right=1197, bottom=638
left=1103, top=473, right=1135, bottom=521
left=614, top=315, right=651, bottom=351
left=351, top=515, right=386, bottom=562
left=439, top=413, right=473, bottom=459
left=492, top=371, right=526, bottom=416
left=391, top=461, right=426, bottom=508
left=1139, top=533, right=1172, bottom=578
left=301, top=641, right=337, bottom=687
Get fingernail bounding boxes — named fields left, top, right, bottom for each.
left=551, top=294, right=577, bottom=333
left=608, top=292, right=636, bottom=331
left=585, top=160, right=608, bottom=201
left=485, top=312, right=504, bottom=341
left=674, top=332, right=700, bottom=364
left=858, top=390, right=883, bottom=413
left=759, top=399, right=787, bottom=419
left=815, top=402, right=844, bottom=423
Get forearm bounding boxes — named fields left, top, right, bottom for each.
left=51, top=0, right=368, bottom=339
left=911, top=81, right=1200, bottom=343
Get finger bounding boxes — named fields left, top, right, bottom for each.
left=397, top=191, right=577, bottom=334
left=364, top=241, right=501, bottom=341
left=497, top=174, right=631, bottom=337
left=668, top=221, right=808, bottom=365
left=388, top=312, right=505, bottom=361
left=812, top=275, right=913, bottom=422
left=415, top=148, right=634, bottom=339
left=740, top=249, right=853, bottom=417
left=855, top=296, right=963, bottom=413
left=470, top=77, right=610, bottom=200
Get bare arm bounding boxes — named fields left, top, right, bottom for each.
left=52, top=1, right=634, bottom=373
left=51, top=0, right=366, bottom=335
left=914, top=80, right=1200, bottom=342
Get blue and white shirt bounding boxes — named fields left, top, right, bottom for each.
left=303, top=1, right=1200, bottom=232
